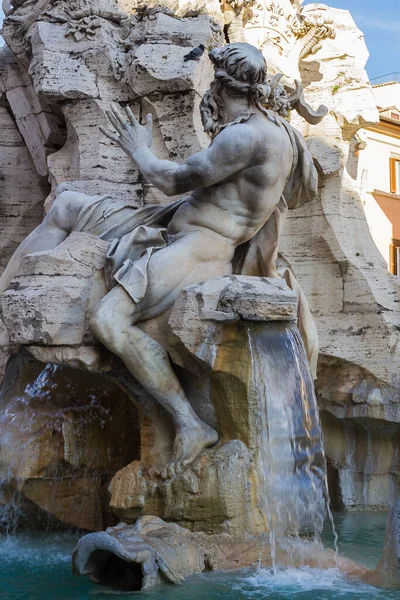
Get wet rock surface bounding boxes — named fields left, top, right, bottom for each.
left=0, top=350, right=140, bottom=531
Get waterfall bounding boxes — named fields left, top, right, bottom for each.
left=247, top=321, right=337, bottom=564
left=0, top=365, right=59, bottom=534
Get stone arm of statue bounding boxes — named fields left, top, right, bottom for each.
left=101, top=104, right=256, bottom=197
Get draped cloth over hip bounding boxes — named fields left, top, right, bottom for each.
left=72, top=195, right=185, bottom=303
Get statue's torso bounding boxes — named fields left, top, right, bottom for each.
left=168, top=114, right=294, bottom=248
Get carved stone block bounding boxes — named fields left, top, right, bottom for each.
left=2, top=232, right=109, bottom=346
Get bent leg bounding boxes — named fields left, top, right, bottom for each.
left=0, top=191, right=90, bottom=294
left=90, top=231, right=234, bottom=477
left=90, top=285, right=218, bottom=478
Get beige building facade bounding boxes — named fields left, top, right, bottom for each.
left=359, top=77, right=400, bottom=274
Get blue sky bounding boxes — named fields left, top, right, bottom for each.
left=303, top=0, right=400, bottom=79
left=0, top=2, right=399, bottom=79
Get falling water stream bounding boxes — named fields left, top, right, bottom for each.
left=0, top=357, right=140, bottom=535
left=247, top=321, right=338, bottom=568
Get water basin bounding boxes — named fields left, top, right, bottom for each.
left=1, top=512, right=399, bottom=600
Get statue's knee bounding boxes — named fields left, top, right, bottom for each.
left=48, top=191, right=85, bottom=231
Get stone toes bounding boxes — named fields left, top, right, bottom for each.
left=160, top=467, right=168, bottom=480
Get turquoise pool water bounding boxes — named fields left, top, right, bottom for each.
left=1, top=512, right=399, bottom=600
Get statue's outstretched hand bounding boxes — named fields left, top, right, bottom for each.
left=100, top=103, right=153, bottom=156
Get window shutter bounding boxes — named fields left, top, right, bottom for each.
left=390, top=243, right=396, bottom=274
left=390, top=157, right=397, bottom=194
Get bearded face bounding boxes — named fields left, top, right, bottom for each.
left=201, top=43, right=269, bottom=137
left=200, top=80, right=227, bottom=138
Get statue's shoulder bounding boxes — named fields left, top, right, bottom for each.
left=211, top=119, right=257, bottom=150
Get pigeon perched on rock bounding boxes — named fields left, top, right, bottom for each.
left=183, top=44, right=205, bottom=63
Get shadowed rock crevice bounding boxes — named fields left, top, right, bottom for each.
left=89, top=550, right=144, bottom=591
left=326, top=460, right=343, bottom=510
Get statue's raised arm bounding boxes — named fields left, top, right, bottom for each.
left=101, top=103, right=259, bottom=197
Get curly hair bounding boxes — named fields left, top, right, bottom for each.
left=200, top=43, right=292, bottom=137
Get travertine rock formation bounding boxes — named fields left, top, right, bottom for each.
left=107, top=277, right=304, bottom=536
left=0, top=48, right=52, bottom=382
left=277, top=6, right=400, bottom=509
left=221, top=0, right=400, bottom=509
left=2, top=233, right=109, bottom=359
left=3, top=245, right=325, bottom=535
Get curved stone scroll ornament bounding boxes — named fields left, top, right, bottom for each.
left=287, top=79, right=328, bottom=124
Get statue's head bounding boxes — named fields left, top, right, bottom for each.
left=200, top=41, right=327, bottom=137
left=200, top=42, right=291, bottom=137
left=208, top=43, right=267, bottom=86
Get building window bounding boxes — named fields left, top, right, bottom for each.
left=390, top=240, right=400, bottom=275
left=390, top=157, right=400, bottom=194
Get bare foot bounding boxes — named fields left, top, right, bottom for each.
left=158, top=420, right=218, bottom=480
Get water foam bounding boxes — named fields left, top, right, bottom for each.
left=0, top=532, right=75, bottom=566
left=239, top=566, right=380, bottom=597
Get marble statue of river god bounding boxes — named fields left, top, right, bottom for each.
left=0, top=42, right=320, bottom=480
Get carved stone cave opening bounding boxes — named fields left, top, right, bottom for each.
left=89, top=550, right=144, bottom=591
